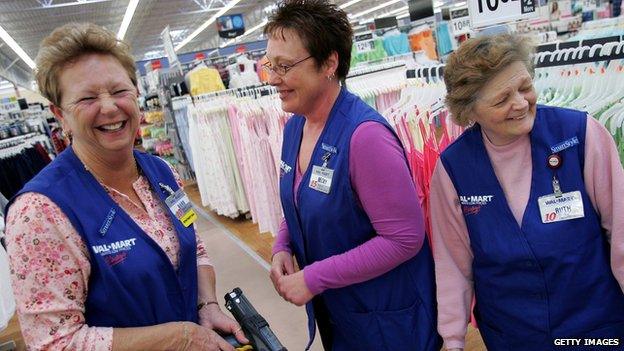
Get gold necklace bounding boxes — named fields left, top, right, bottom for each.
left=83, top=159, right=141, bottom=188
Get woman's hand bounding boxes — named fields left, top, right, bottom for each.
left=270, top=251, right=295, bottom=294
left=199, top=304, right=249, bottom=345
left=178, top=321, right=235, bottom=351
left=277, top=270, right=314, bottom=306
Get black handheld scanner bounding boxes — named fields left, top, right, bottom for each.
left=224, top=287, right=288, bottom=351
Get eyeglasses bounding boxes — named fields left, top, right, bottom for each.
left=262, top=55, right=312, bottom=76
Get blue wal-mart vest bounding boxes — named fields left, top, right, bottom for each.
left=280, top=88, right=441, bottom=351
left=7, top=147, right=199, bottom=327
left=440, top=105, right=624, bottom=350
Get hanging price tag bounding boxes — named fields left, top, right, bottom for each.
left=450, top=7, right=472, bottom=35
left=354, top=32, right=375, bottom=54
left=468, top=0, right=538, bottom=29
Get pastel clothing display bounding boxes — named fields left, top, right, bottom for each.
left=188, top=100, right=250, bottom=218
left=431, top=114, right=624, bottom=349
left=4, top=158, right=211, bottom=350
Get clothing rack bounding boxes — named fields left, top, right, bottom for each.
left=192, top=84, right=276, bottom=102
left=347, top=62, right=406, bottom=79
left=0, top=132, right=39, bottom=149
left=0, top=134, right=50, bottom=157
left=536, top=35, right=624, bottom=53
left=534, top=39, right=624, bottom=68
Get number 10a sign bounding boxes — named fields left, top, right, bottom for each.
left=468, top=0, right=538, bottom=29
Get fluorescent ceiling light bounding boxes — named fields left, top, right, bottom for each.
left=0, top=25, right=36, bottom=69
left=340, top=0, right=364, bottom=9
left=387, top=5, right=408, bottom=16
left=117, top=0, right=140, bottom=40
left=397, top=11, right=410, bottom=19
left=350, top=0, right=402, bottom=19
left=176, top=0, right=243, bottom=51
left=454, top=1, right=467, bottom=7
left=0, top=81, right=14, bottom=90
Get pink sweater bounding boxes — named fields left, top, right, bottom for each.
left=430, top=117, right=624, bottom=350
left=273, top=121, right=427, bottom=295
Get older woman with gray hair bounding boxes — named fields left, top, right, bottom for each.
left=430, top=33, right=624, bottom=350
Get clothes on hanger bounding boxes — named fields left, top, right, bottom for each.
left=0, top=137, right=52, bottom=199
left=185, top=61, right=226, bottom=95
left=351, top=37, right=388, bottom=67
left=188, top=98, right=249, bottom=218
left=184, top=88, right=285, bottom=234
left=227, top=55, right=261, bottom=89
left=434, top=22, right=453, bottom=57
left=382, top=29, right=411, bottom=56
left=172, top=97, right=195, bottom=172
left=409, top=25, right=439, bottom=60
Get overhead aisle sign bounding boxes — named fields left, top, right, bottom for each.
left=468, top=0, right=538, bottom=29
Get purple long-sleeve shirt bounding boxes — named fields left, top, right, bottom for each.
left=273, top=121, right=426, bottom=295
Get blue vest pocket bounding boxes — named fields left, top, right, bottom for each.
left=330, top=298, right=432, bottom=351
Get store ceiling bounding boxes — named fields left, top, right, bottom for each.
left=0, top=0, right=410, bottom=85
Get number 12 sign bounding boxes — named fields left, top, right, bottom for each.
left=468, top=0, right=538, bottom=29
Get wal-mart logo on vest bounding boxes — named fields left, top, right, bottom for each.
left=280, top=160, right=292, bottom=178
left=92, top=238, right=138, bottom=267
left=459, top=195, right=494, bottom=215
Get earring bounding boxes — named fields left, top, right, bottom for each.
left=327, top=73, right=336, bottom=81
left=62, top=129, right=73, bottom=140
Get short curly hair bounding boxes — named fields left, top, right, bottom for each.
left=444, top=34, right=534, bottom=126
left=35, top=22, right=137, bottom=106
left=264, top=0, right=353, bottom=80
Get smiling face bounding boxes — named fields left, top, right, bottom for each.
left=52, top=53, right=140, bottom=159
left=266, top=28, right=336, bottom=116
left=469, top=61, right=538, bottom=146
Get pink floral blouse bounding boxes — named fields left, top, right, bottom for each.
left=4, top=172, right=211, bottom=351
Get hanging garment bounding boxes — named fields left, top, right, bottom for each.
left=9, top=147, right=200, bottom=327
left=350, top=38, right=388, bottom=67
left=434, top=22, right=453, bottom=56
left=227, top=56, right=261, bottom=89
left=186, top=64, right=226, bottom=95
left=409, top=26, right=439, bottom=60
left=172, top=100, right=195, bottom=171
left=382, top=30, right=411, bottom=56
left=188, top=99, right=250, bottom=218
left=0, top=143, right=51, bottom=199
left=280, top=88, right=440, bottom=351
left=439, top=106, right=624, bottom=349
left=0, top=238, right=15, bottom=332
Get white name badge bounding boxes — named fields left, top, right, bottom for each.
left=165, top=188, right=197, bottom=227
left=309, top=165, right=334, bottom=194
left=538, top=191, right=584, bottom=224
